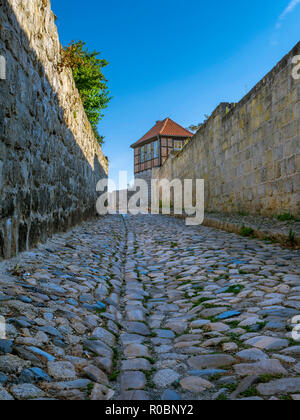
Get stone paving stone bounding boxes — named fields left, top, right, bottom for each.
left=94, top=357, right=113, bottom=374
left=117, top=390, right=150, bottom=400
left=244, top=336, right=289, bottom=351
left=120, top=371, right=147, bottom=391
left=223, top=342, right=238, bottom=352
left=257, top=378, right=300, bottom=396
left=0, top=355, right=31, bottom=374
left=165, top=320, right=188, bottom=334
left=190, top=320, right=210, bottom=329
left=187, top=369, right=227, bottom=378
left=127, top=322, right=150, bottom=336
left=0, top=386, right=14, bottom=400
left=83, top=340, right=113, bottom=359
left=42, top=379, right=91, bottom=392
left=161, top=390, right=182, bottom=400
left=120, top=333, right=146, bottom=346
left=281, top=346, right=300, bottom=356
left=90, top=384, right=114, bottom=401
left=233, top=359, right=288, bottom=377
left=127, top=309, right=145, bottom=322
left=293, top=362, right=300, bottom=374
left=180, top=376, right=214, bottom=392
left=0, top=373, right=8, bottom=385
left=83, top=365, right=108, bottom=385
left=121, top=359, right=152, bottom=371
left=153, top=369, right=180, bottom=388
left=154, top=329, right=176, bottom=339
left=204, top=322, right=230, bottom=332
left=0, top=214, right=299, bottom=400
left=188, top=355, right=236, bottom=369
left=47, top=361, right=76, bottom=381
left=124, top=344, right=151, bottom=359
left=10, top=384, right=45, bottom=400
left=236, top=349, right=269, bottom=362
left=0, top=339, right=13, bottom=354
left=92, top=327, right=116, bottom=347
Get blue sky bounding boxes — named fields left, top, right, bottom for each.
left=51, top=0, right=300, bottom=186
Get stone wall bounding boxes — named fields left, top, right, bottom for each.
left=153, top=42, right=300, bottom=217
left=0, top=0, right=108, bottom=259
left=135, top=169, right=153, bottom=204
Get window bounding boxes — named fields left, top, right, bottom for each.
left=140, top=146, right=145, bottom=163
left=153, top=141, right=159, bottom=158
left=147, top=143, right=152, bottom=161
left=174, top=140, right=183, bottom=151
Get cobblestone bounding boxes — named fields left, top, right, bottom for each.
left=0, top=214, right=299, bottom=399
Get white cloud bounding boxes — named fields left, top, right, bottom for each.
left=279, top=0, right=300, bottom=21
left=272, top=0, right=300, bottom=41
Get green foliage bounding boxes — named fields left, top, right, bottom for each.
left=258, top=374, right=283, bottom=383
left=192, top=297, right=211, bottom=308
left=242, top=321, right=266, bottom=333
left=224, top=383, right=238, bottom=393
left=227, top=284, right=245, bottom=295
left=219, top=284, right=245, bottom=295
left=86, top=383, right=94, bottom=397
left=144, top=357, right=156, bottom=365
left=226, top=321, right=240, bottom=329
left=188, top=123, right=203, bottom=133
left=216, top=393, right=228, bottom=401
left=277, top=213, right=294, bottom=222
left=109, top=370, right=120, bottom=382
left=280, top=395, right=293, bottom=401
left=61, top=41, right=111, bottom=145
left=288, top=338, right=300, bottom=346
left=226, top=333, right=244, bottom=347
left=109, top=347, right=120, bottom=382
left=240, top=226, right=255, bottom=237
left=240, top=387, right=259, bottom=398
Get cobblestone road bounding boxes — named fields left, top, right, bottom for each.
left=0, top=215, right=300, bottom=400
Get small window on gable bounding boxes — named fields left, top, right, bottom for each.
left=174, top=140, right=183, bottom=151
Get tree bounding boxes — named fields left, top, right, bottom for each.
left=188, top=123, right=203, bottom=133
left=61, top=41, right=111, bottom=145
left=188, top=114, right=211, bottom=133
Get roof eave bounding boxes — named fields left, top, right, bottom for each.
left=131, top=133, right=193, bottom=149
left=131, top=135, right=160, bottom=149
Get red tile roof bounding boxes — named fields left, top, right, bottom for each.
left=131, top=118, right=193, bottom=148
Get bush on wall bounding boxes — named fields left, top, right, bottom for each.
left=60, top=41, right=111, bottom=145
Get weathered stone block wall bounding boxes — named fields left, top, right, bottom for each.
left=153, top=43, right=300, bottom=217
left=0, top=0, right=108, bottom=259
left=135, top=169, right=153, bottom=203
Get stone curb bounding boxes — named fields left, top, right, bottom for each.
left=203, top=217, right=300, bottom=248
left=157, top=212, right=300, bottom=248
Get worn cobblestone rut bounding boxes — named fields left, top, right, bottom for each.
left=0, top=214, right=300, bottom=400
